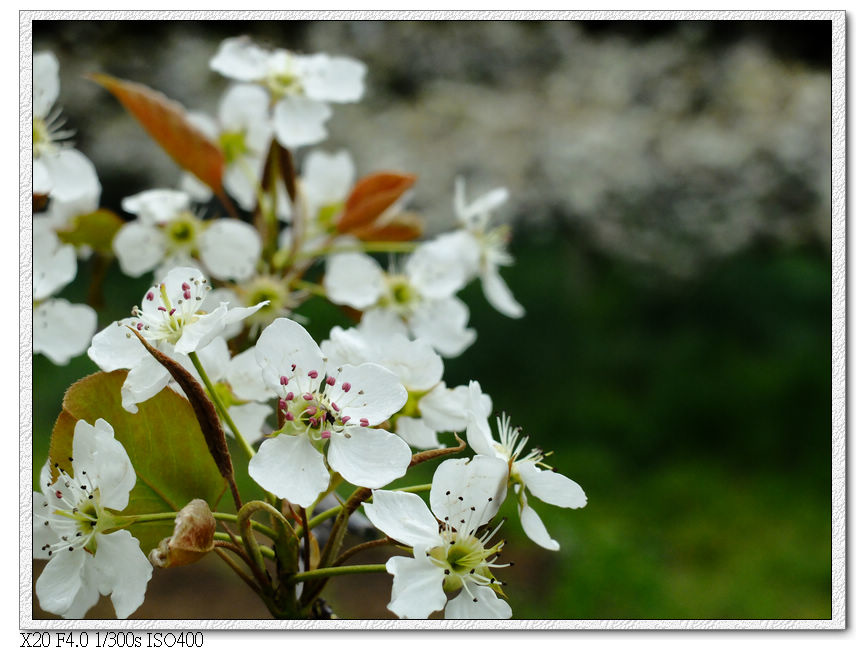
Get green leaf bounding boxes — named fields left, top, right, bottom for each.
left=56, top=209, right=124, bottom=256
left=49, top=370, right=227, bottom=552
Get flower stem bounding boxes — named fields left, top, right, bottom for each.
left=290, top=564, right=387, bottom=583
left=188, top=350, right=255, bottom=461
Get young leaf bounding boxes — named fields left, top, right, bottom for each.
left=90, top=73, right=225, bottom=195
left=49, top=370, right=226, bottom=553
left=55, top=209, right=124, bottom=256
left=336, top=172, right=416, bottom=234
left=350, top=211, right=424, bottom=242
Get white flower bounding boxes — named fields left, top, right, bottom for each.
left=32, top=217, right=97, bottom=365
left=323, top=246, right=476, bottom=357
left=113, top=189, right=262, bottom=282
left=181, top=84, right=275, bottom=212
left=210, top=36, right=366, bottom=149
left=447, top=177, right=525, bottom=318
left=87, top=267, right=267, bottom=413
left=32, top=51, right=101, bottom=227
left=34, top=418, right=152, bottom=619
left=277, top=149, right=356, bottom=256
left=364, top=456, right=512, bottom=619
left=466, top=381, right=587, bottom=551
left=249, top=317, right=410, bottom=507
left=321, top=311, right=492, bottom=449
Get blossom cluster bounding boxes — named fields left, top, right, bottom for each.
left=32, top=35, right=587, bottom=621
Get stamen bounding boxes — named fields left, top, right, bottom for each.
left=342, top=382, right=351, bottom=392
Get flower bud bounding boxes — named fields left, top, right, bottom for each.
left=149, top=499, right=216, bottom=568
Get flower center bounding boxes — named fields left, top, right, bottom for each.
left=37, top=464, right=105, bottom=557
left=428, top=528, right=508, bottom=593
left=219, top=130, right=248, bottom=165
left=242, top=276, right=291, bottom=329
left=273, top=368, right=372, bottom=446
left=381, top=275, right=418, bottom=316
left=133, top=276, right=211, bottom=345
left=165, top=212, right=200, bottom=251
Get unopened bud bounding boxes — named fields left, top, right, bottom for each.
left=149, top=499, right=216, bottom=568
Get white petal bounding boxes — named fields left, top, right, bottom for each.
left=202, top=288, right=243, bottom=338
left=33, top=51, right=60, bottom=118
left=210, top=37, right=270, bottom=82
left=35, top=549, right=87, bottom=617
left=33, top=218, right=77, bottom=299
left=406, top=237, right=473, bottom=299
left=357, top=309, right=410, bottom=340
left=273, top=95, right=332, bottom=148
left=218, top=83, right=270, bottom=133
left=198, top=219, right=262, bottom=282
left=385, top=555, right=447, bottom=619
left=93, top=530, right=153, bottom=619
left=518, top=462, right=588, bottom=510
left=226, top=402, right=271, bottom=444
left=39, top=149, right=101, bottom=210
left=173, top=304, right=229, bottom=355
left=408, top=297, right=476, bottom=358
left=33, top=158, right=51, bottom=195
left=226, top=347, right=276, bottom=402
left=301, top=149, right=354, bottom=216
left=87, top=318, right=149, bottom=372
left=223, top=161, right=261, bottom=211
left=461, top=186, right=509, bottom=223
left=255, top=317, right=325, bottom=395
left=327, top=427, right=411, bottom=489
left=418, top=383, right=479, bottom=433
left=379, top=336, right=443, bottom=392
left=481, top=267, right=525, bottom=319
left=323, top=252, right=385, bottom=309
left=430, top=456, right=508, bottom=528
left=33, top=300, right=97, bottom=365
left=185, top=111, right=220, bottom=141
left=465, top=381, right=498, bottom=458
left=112, top=222, right=166, bottom=277
left=121, top=354, right=171, bottom=413
left=248, top=435, right=329, bottom=507
left=327, top=363, right=407, bottom=426
left=121, top=189, right=189, bottom=225
left=72, top=418, right=136, bottom=512
left=296, top=53, right=366, bottom=103
left=395, top=416, right=443, bottom=450
left=444, top=585, right=511, bottom=619
left=518, top=499, right=560, bottom=551
left=363, top=490, right=440, bottom=548
left=179, top=171, right=214, bottom=204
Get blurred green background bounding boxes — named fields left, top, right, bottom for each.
left=32, top=19, right=831, bottom=620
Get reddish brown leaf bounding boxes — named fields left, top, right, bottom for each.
left=351, top=211, right=424, bottom=242
left=90, top=73, right=225, bottom=195
left=336, top=172, right=416, bottom=234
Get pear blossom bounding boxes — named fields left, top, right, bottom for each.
left=323, top=245, right=476, bottom=357
left=34, top=418, right=152, bottom=619
left=87, top=267, right=267, bottom=413
left=249, top=317, right=410, bottom=507
left=32, top=51, right=101, bottom=227
left=434, top=178, right=524, bottom=318
left=321, top=311, right=492, bottom=449
left=364, top=456, right=512, bottom=619
left=180, top=84, right=275, bottom=212
left=32, top=217, right=97, bottom=365
left=113, top=189, right=262, bottom=282
left=466, top=381, right=587, bottom=551
left=210, top=36, right=366, bottom=149
left=276, top=149, right=356, bottom=255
